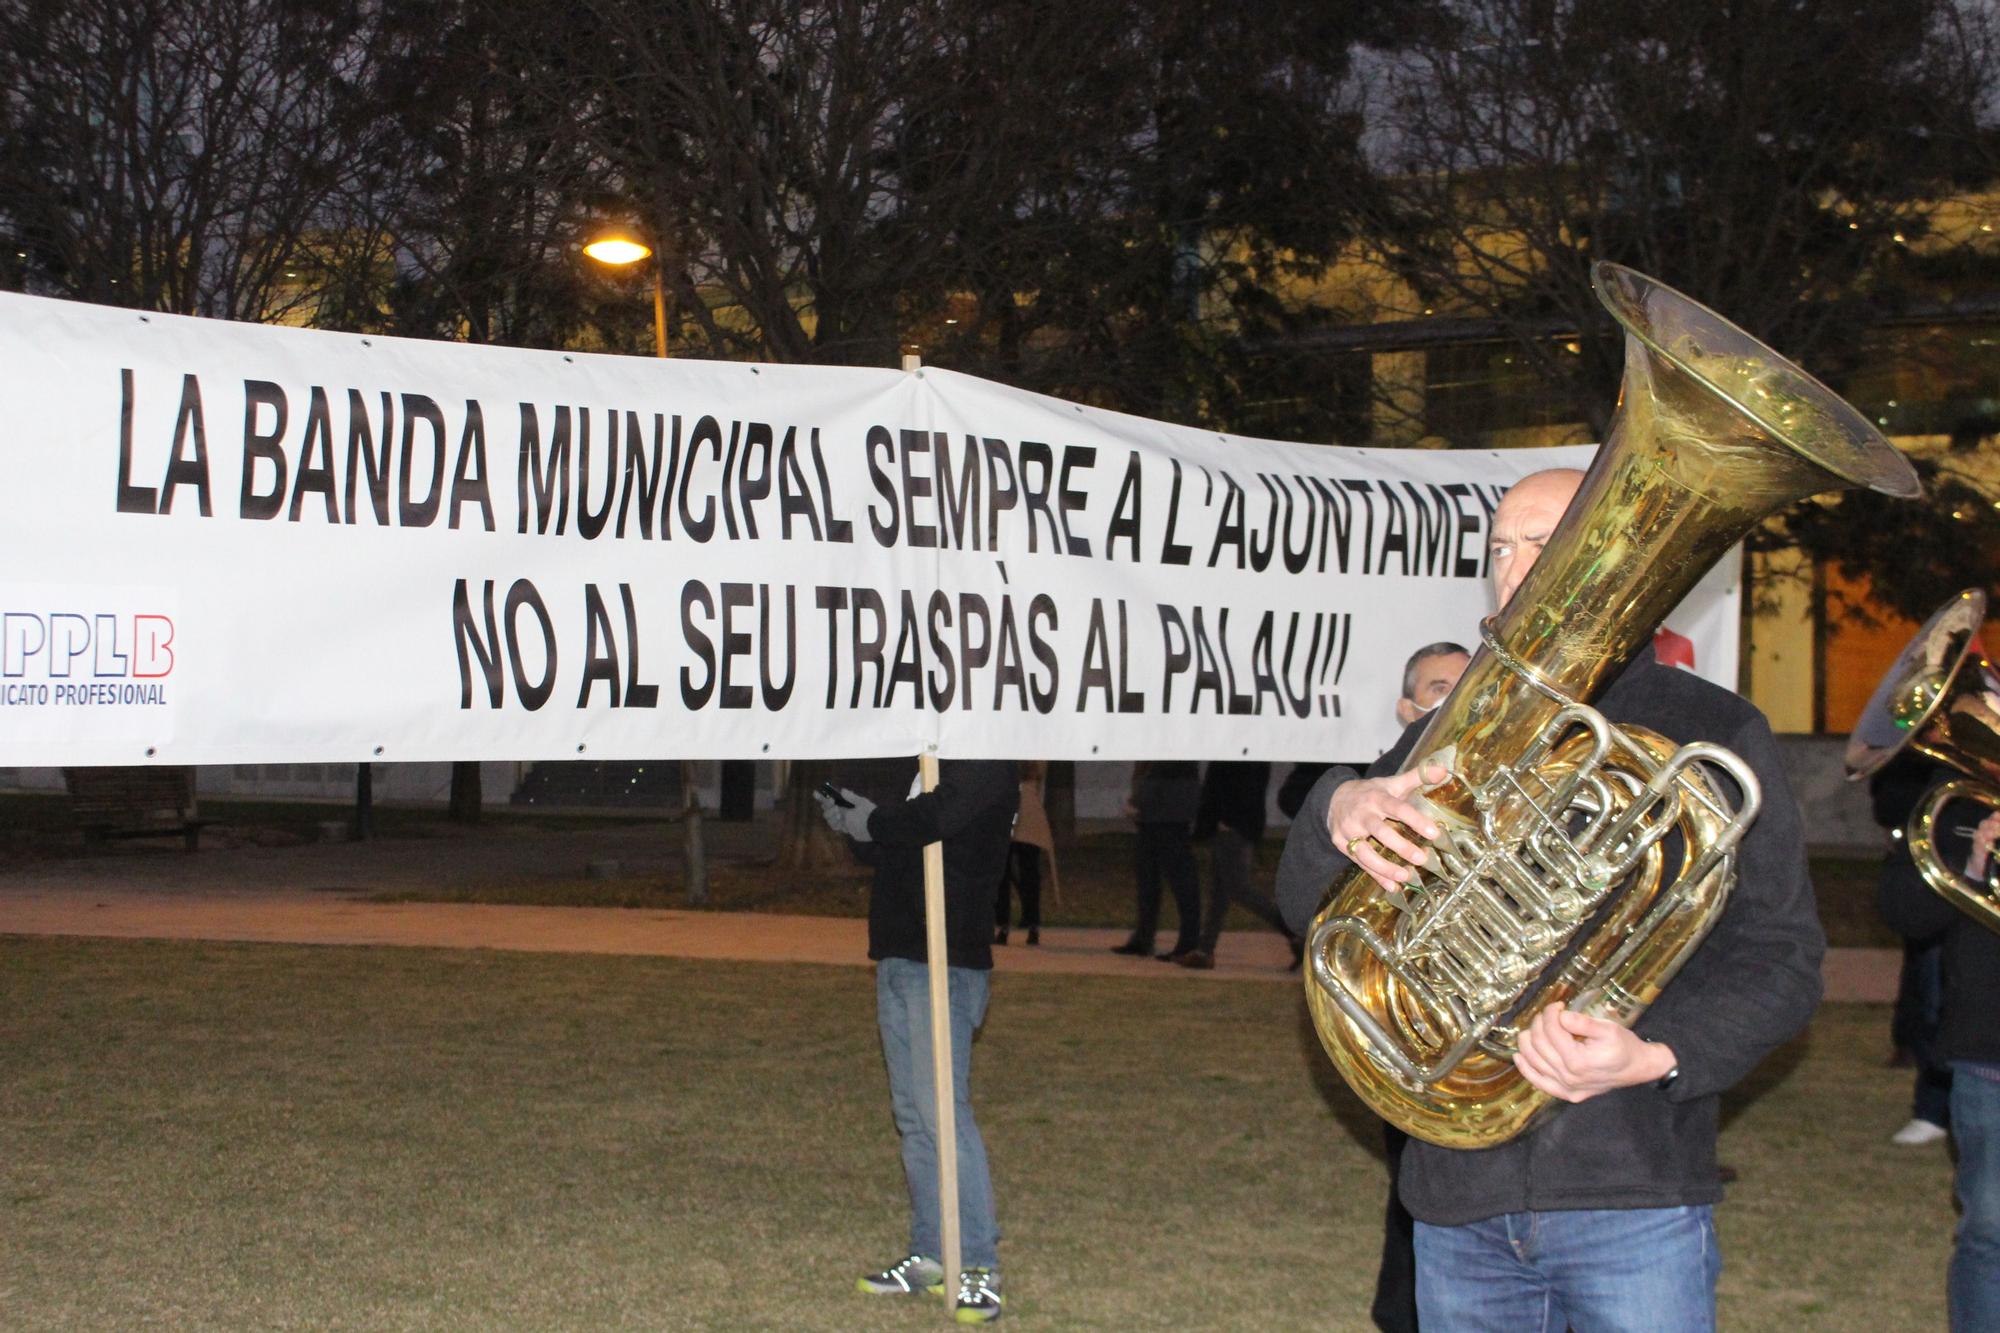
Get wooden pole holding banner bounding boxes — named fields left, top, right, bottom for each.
left=899, top=345, right=960, bottom=1299
left=917, top=748, right=962, bottom=1297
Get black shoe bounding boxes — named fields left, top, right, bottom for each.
left=1157, top=948, right=1196, bottom=963
left=1178, top=949, right=1216, bottom=970
left=1026, top=927, right=1039, bottom=947
left=995, top=927, right=1009, bottom=946
left=1110, top=940, right=1150, bottom=956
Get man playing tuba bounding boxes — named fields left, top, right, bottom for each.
left=1277, top=468, right=1824, bottom=1332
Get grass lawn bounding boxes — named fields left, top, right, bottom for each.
left=0, top=936, right=1950, bottom=1330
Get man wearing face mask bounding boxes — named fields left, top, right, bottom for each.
left=1277, top=468, right=1821, bottom=1332
left=1396, top=642, right=1471, bottom=728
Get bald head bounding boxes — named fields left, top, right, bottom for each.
left=1490, top=468, right=1584, bottom=609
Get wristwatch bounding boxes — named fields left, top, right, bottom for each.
left=1647, top=1039, right=1680, bottom=1092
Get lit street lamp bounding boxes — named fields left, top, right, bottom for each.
left=583, top=229, right=669, bottom=360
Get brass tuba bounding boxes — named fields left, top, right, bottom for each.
left=1846, top=589, right=2000, bottom=929
left=1305, top=262, right=1921, bottom=1148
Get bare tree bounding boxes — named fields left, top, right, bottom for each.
left=567, top=0, right=1012, bottom=365
left=1356, top=0, right=2000, bottom=615
left=0, top=0, right=399, bottom=319
left=356, top=0, right=627, bottom=348
left=1360, top=0, right=1998, bottom=429
left=936, top=0, right=1428, bottom=429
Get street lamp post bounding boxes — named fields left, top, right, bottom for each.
left=584, top=228, right=707, bottom=904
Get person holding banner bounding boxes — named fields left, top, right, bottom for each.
left=817, top=760, right=1019, bottom=1323
left=1277, top=469, right=1821, bottom=1331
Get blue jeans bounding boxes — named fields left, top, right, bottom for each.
left=1950, top=1064, right=2000, bottom=1329
left=876, top=957, right=999, bottom=1269
left=1414, top=1206, right=1719, bottom=1332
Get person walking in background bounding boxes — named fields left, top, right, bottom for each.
left=996, top=761, right=1058, bottom=947
left=1112, top=760, right=1202, bottom=961
left=817, top=760, right=1019, bottom=1324
left=1181, top=760, right=1297, bottom=970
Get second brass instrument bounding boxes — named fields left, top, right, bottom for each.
left=1846, top=589, right=2000, bottom=929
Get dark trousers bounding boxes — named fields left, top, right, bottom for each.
left=1896, top=938, right=1954, bottom=1126
left=1196, top=827, right=1289, bottom=952
left=1131, top=820, right=1199, bottom=954
left=995, top=841, right=1042, bottom=930
left=1375, top=1121, right=1419, bottom=1333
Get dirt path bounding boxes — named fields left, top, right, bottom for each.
left=0, top=822, right=1900, bottom=997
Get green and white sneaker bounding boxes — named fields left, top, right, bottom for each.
left=856, top=1253, right=945, bottom=1296
left=953, top=1267, right=1003, bottom=1323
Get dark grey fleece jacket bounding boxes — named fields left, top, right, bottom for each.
left=1276, top=648, right=1824, bottom=1226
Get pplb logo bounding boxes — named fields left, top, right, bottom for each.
left=2, top=608, right=176, bottom=708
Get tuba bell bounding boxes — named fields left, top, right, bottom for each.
left=1846, top=589, right=2000, bottom=928
left=1305, top=262, right=1921, bottom=1148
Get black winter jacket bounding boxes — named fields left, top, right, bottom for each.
left=1275, top=649, right=1823, bottom=1225
left=857, top=758, right=1019, bottom=971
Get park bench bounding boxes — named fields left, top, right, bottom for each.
left=61, top=766, right=210, bottom=851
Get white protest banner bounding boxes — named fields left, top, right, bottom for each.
left=0, top=293, right=1736, bottom=765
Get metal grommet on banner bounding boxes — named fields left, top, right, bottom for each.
left=372, top=746, right=384, bottom=756
left=144, top=746, right=156, bottom=758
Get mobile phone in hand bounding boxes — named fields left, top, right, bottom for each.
left=816, top=781, right=852, bottom=808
